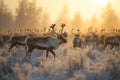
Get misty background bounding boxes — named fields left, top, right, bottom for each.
left=0, top=0, right=120, bottom=33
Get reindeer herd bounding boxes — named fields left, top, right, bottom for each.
left=0, top=24, right=120, bottom=60
left=0, top=24, right=68, bottom=59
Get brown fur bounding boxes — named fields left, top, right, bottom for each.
left=25, top=33, right=67, bottom=59
left=103, top=35, right=120, bottom=49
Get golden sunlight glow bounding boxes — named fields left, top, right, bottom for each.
left=4, top=0, right=120, bottom=22
left=92, top=0, right=108, bottom=5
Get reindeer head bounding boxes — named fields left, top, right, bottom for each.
left=72, top=29, right=81, bottom=37
left=56, top=32, right=68, bottom=44
left=57, top=32, right=68, bottom=43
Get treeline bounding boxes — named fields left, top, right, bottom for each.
left=0, top=0, right=51, bottom=32
left=0, top=0, right=120, bottom=33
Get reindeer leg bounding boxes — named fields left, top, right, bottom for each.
left=79, top=42, right=81, bottom=48
left=46, top=50, right=49, bottom=59
left=0, top=42, right=3, bottom=48
left=73, top=43, right=76, bottom=48
left=50, top=50, right=55, bottom=61
left=110, top=45, right=114, bottom=49
left=115, top=44, right=119, bottom=50
left=103, top=43, right=107, bottom=50
left=117, top=44, right=119, bottom=49
left=29, top=49, right=33, bottom=59
left=9, top=43, right=15, bottom=52
left=24, top=46, right=27, bottom=52
left=26, top=49, right=29, bottom=56
left=26, top=48, right=33, bottom=59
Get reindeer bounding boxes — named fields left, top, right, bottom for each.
left=8, top=35, right=28, bottom=52
left=2, top=35, right=10, bottom=42
left=0, top=30, right=12, bottom=47
left=72, top=29, right=81, bottom=48
left=103, top=35, right=120, bottom=49
left=96, top=35, right=105, bottom=46
left=118, top=29, right=120, bottom=34
left=84, top=27, right=101, bottom=45
left=25, top=29, right=68, bottom=60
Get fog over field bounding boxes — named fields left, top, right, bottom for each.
left=0, top=0, right=120, bottom=80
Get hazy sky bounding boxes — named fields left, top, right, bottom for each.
left=4, top=0, right=120, bottom=22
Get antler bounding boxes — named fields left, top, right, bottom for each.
left=60, top=23, right=66, bottom=33
left=50, top=24, right=56, bottom=32
left=71, top=29, right=75, bottom=35
left=88, top=26, right=93, bottom=33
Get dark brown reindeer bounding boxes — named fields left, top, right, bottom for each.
left=2, top=35, right=10, bottom=43
left=2, top=30, right=11, bottom=42
left=84, top=27, right=101, bottom=45
left=8, top=35, right=28, bottom=52
left=103, top=35, right=120, bottom=49
left=96, top=35, right=105, bottom=46
left=0, top=30, right=12, bottom=47
left=0, top=34, right=11, bottom=49
left=25, top=24, right=68, bottom=60
left=8, top=28, right=38, bottom=52
left=72, top=29, right=81, bottom=48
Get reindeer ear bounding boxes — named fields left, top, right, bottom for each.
left=77, top=29, right=81, bottom=34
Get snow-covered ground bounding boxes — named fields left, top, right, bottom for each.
left=0, top=39, right=120, bottom=80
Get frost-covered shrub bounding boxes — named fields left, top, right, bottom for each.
left=0, top=38, right=120, bottom=80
